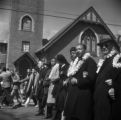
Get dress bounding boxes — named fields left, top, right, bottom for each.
left=47, top=83, right=55, bottom=104
left=47, top=63, right=59, bottom=104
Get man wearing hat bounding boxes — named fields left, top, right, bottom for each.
left=94, top=38, right=121, bottom=120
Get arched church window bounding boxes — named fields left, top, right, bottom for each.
left=21, top=16, right=32, bottom=31
left=81, top=29, right=97, bottom=56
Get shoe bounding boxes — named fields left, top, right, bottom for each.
left=0, top=105, right=4, bottom=109
left=12, top=105, right=18, bottom=109
left=17, top=103, right=22, bottom=107
left=35, top=105, right=39, bottom=108
left=23, top=103, right=28, bottom=107
left=12, top=103, right=22, bottom=109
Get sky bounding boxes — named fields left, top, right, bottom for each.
left=0, top=0, right=121, bottom=41
left=0, top=0, right=10, bottom=42
left=43, top=0, right=121, bottom=39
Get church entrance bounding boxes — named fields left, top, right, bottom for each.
left=14, top=53, right=37, bottom=79
left=18, top=58, right=31, bottom=79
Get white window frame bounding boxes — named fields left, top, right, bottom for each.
left=19, top=14, right=35, bottom=32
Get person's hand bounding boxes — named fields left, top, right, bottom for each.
left=71, top=77, right=77, bottom=85
left=108, top=88, right=115, bottom=100
left=83, top=71, right=88, bottom=78
left=0, top=81, right=3, bottom=85
left=105, top=79, right=112, bottom=86
left=63, top=80, right=68, bottom=86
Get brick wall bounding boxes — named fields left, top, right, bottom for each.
left=6, top=0, right=44, bottom=69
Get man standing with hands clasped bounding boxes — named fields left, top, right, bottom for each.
left=94, top=38, right=121, bottom=120
left=64, top=44, right=97, bottom=120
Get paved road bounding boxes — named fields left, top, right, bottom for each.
left=0, top=105, right=49, bottom=120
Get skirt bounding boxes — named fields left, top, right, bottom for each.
left=47, top=83, right=55, bottom=104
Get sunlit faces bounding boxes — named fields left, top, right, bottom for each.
left=42, top=57, right=47, bottom=64
left=51, top=58, right=56, bottom=66
left=37, top=61, right=43, bottom=68
left=100, top=43, right=113, bottom=56
left=27, top=69, right=31, bottom=73
left=32, top=68, right=35, bottom=73
left=76, top=44, right=86, bottom=58
left=70, top=51, right=77, bottom=61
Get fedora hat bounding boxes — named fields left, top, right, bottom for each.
left=97, top=38, right=120, bottom=52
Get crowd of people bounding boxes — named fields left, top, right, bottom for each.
left=0, top=38, right=121, bottom=120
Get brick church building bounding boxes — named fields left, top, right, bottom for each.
left=36, top=7, right=117, bottom=62
left=0, top=0, right=44, bottom=78
left=0, top=3, right=120, bottom=78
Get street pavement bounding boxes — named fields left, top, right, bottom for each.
left=0, top=105, right=50, bottom=120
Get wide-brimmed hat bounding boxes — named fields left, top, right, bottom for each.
left=97, top=38, right=120, bottom=52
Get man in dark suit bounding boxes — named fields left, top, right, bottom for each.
left=94, top=38, right=121, bottom=120
left=35, top=58, right=50, bottom=116
left=64, top=44, right=97, bottom=120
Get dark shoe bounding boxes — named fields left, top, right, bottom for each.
left=52, top=110, right=61, bottom=120
left=12, top=105, right=18, bottom=109
left=45, top=104, right=53, bottom=119
left=17, top=103, right=22, bottom=107
left=12, top=103, right=22, bottom=109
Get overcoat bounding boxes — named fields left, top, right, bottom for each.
left=94, top=54, right=121, bottom=120
left=64, top=57, right=97, bottom=120
left=112, top=68, right=121, bottom=120
left=37, top=65, right=49, bottom=99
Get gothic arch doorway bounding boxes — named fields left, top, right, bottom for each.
left=14, top=53, right=37, bottom=79
left=81, top=28, right=97, bottom=56
left=18, top=58, right=31, bottom=79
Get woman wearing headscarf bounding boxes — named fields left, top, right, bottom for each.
left=53, top=54, right=69, bottom=120
left=46, top=58, right=60, bottom=119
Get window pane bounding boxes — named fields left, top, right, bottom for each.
left=81, top=29, right=97, bottom=55
left=0, top=44, right=7, bottom=54
left=92, top=37, right=96, bottom=52
left=22, top=16, right=32, bottom=31
left=22, top=41, right=30, bottom=52
left=86, top=36, right=91, bottom=52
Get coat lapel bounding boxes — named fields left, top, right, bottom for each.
left=98, top=54, right=116, bottom=75
left=96, top=55, right=116, bottom=85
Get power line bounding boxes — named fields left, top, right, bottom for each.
left=0, top=7, right=75, bottom=20
left=0, top=7, right=121, bottom=27
left=44, top=9, right=79, bottom=16
left=107, top=23, right=121, bottom=27
left=2, top=2, right=121, bottom=26
left=10, top=1, right=79, bottom=17
left=12, top=1, right=79, bottom=16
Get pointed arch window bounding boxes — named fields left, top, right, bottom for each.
left=81, top=29, right=97, bottom=56
left=21, top=16, right=32, bottom=31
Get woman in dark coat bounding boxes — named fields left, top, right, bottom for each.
left=53, top=54, right=69, bottom=120
left=64, top=44, right=97, bottom=120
